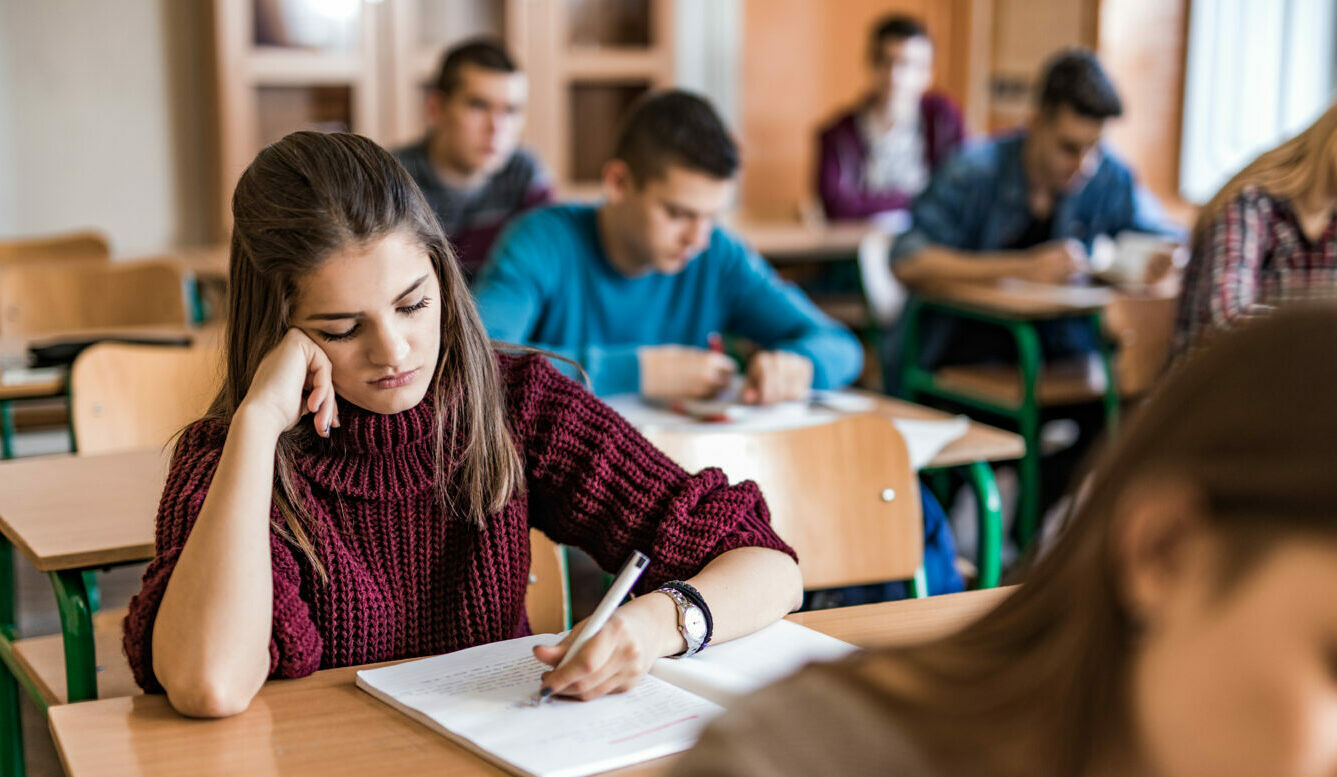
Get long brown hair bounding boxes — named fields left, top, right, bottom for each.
left=1194, top=100, right=1337, bottom=239
left=829, top=306, right=1337, bottom=777
left=202, top=131, right=523, bottom=578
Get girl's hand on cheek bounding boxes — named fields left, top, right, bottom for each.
left=238, top=328, right=341, bottom=438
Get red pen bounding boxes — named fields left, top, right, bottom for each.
left=707, top=332, right=724, bottom=354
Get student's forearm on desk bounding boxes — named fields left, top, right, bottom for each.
left=892, top=245, right=1035, bottom=285
left=624, top=546, right=804, bottom=658
left=152, top=406, right=279, bottom=718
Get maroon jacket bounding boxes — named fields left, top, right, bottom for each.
left=816, top=93, right=966, bottom=221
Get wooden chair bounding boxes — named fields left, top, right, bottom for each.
left=0, top=259, right=190, bottom=337
left=642, top=414, right=926, bottom=594
left=0, top=229, right=109, bottom=265
left=526, top=530, right=571, bottom=634
left=1103, top=293, right=1179, bottom=397
left=69, top=342, right=222, bottom=454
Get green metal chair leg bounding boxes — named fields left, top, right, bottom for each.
left=906, top=565, right=929, bottom=598
left=0, top=535, right=24, bottom=777
left=0, top=665, right=22, bottom=777
left=1008, top=321, right=1044, bottom=549
left=964, top=461, right=1003, bottom=588
left=49, top=570, right=98, bottom=702
left=0, top=401, right=14, bottom=461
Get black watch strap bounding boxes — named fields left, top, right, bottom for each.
left=659, top=580, right=712, bottom=647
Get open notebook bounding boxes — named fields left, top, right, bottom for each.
left=356, top=620, right=856, bottom=777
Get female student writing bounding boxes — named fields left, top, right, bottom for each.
left=674, top=306, right=1337, bottom=777
left=122, top=131, right=802, bottom=718
left=1175, top=101, right=1337, bottom=353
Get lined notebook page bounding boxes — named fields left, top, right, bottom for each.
left=356, top=634, right=721, bottom=777
left=649, top=620, right=858, bottom=706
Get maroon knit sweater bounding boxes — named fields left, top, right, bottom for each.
left=123, top=354, right=795, bottom=692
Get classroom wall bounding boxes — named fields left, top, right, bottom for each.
left=0, top=1, right=217, bottom=256
left=738, top=0, right=977, bottom=220
left=0, top=11, right=16, bottom=237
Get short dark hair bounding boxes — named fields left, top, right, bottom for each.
left=434, top=38, right=519, bottom=97
left=612, top=90, right=740, bottom=183
left=869, top=14, right=928, bottom=62
left=1037, top=48, right=1123, bottom=120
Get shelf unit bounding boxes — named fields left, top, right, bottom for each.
left=214, top=0, right=678, bottom=222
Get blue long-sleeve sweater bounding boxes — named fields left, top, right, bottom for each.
left=473, top=204, right=864, bottom=396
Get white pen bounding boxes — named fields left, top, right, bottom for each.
left=536, top=550, right=651, bottom=704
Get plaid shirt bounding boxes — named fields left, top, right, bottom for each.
left=1175, top=186, right=1337, bottom=353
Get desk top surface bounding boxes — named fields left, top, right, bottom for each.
left=0, top=447, right=165, bottom=572
left=49, top=587, right=1014, bottom=777
left=732, top=219, right=872, bottom=262
left=914, top=278, right=1180, bottom=320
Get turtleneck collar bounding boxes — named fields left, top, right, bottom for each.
left=292, top=394, right=442, bottom=500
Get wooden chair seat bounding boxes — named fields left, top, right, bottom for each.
left=933, top=358, right=1109, bottom=406
left=11, top=607, right=137, bottom=706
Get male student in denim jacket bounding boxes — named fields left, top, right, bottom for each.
left=890, top=49, right=1182, bottom=512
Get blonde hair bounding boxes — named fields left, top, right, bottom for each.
left=1194, top=100, right=1337, bottom=238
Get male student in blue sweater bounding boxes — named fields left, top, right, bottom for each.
left=476, top=91, right=962, bottom=599
left=473, top=89, right=863, bottom=404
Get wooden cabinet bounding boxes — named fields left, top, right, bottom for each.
left=214, top=0, right=381, bottom=225
left=213, top=0, right=678, bottom=223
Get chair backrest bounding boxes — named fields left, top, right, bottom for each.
left=0, top=230, right=110, bottom=265
left=526, top=529, right=571, bottom=635
left=642, top=414, right=921, bottom=590
left=1104, top=294, right=1179, bottom=396
left=0, top=259, right=190, bottom=336
left=69, top=342, right=223, bottom=454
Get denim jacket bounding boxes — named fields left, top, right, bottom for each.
left=890, top=132, right=1180, bottom=264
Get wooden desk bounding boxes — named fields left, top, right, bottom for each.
left=49, top=588, right=1013, bottom=777
left=865, top=393, right=1023, bottom=469
left=0, top=449, right=164, bottom=572
left=732, top=220, right=872, bottom=264
left=0, top=446, right=167, bottom=737
left=916, top=279, right=1116, bottom=319
left=166, top=245, right=228, bottom=284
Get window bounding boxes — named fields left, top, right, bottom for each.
left=1180, top=0, right=1337, bottom=202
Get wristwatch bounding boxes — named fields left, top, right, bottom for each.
left=656, top=585, right=709, bottom=658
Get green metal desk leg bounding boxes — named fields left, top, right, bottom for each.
left=963, top=461, right=1003, bottom=589
left=0, top=401, right=14, bottom=461
left=1008, top=321, right=1044, bottom=549
left=49, top=570, right=98, bottom=702
left=0, top=537, right=24, bottom=777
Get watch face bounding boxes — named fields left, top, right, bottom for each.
left=683, top=607, right=708, bottom=641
